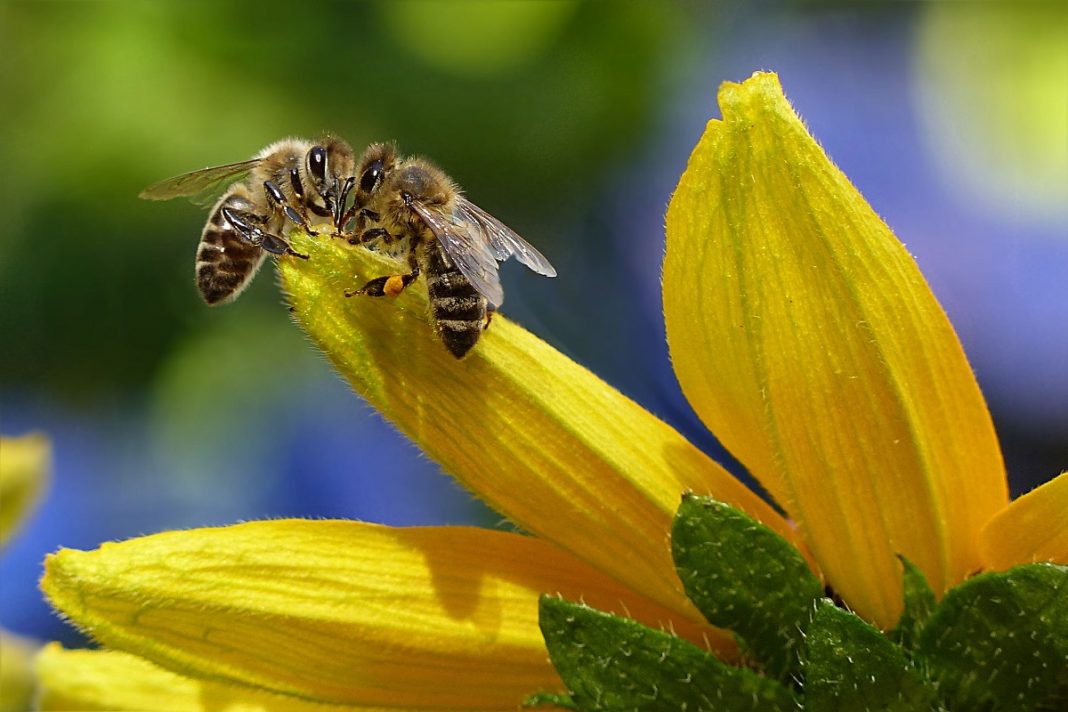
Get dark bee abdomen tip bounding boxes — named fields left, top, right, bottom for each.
left=200, top=289, right=231, bottom=306
left=446, top=343, right=475, bottom=359
left=440, top=327, right=480, bottom=359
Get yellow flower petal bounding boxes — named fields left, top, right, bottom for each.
left=979, top=471, right=1068, bottom=571
left=42, top=520, right=720, bottom=708
left=664, top=72, right=1008, bottom=627
left=1, top=630, right=38, bottom=712
left=36, top=644, right=382, bottom=712
left=279, top=232, right=797, bottom=629
left=0, top=432, right=51, bottom=547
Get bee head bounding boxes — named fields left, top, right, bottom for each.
left=304, top=136, right=350, bottom=199
left=355, top=143, right=398, bottom=205
left=306, top=145, right=330, bottom=197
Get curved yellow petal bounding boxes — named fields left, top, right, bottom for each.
left=980, top=472, right=1068, bottom=571
left=42, top=520, right=721, bottom=708
left=36, top=644, right=378, bottom=712
left=1, top=630, right=38, bottom=712
left=278, top=231, right=796, bottom=628
left=664, top=72, right=1007, bottom=627
left=0, top=432, right=51, bottom=547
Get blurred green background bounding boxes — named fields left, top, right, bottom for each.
left=2, top=0, right=1066, bottom=648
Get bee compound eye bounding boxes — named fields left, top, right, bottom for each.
left=308, top=146, right=327, bottom=183
left=360, top=159, right=384, bottom=194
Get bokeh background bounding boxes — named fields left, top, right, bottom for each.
left=2, top=0, right=1066, bottom=649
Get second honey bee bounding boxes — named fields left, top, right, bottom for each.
left=140, top=136, right=355, bottom=305
left=345, top=143, right=557, bottom=358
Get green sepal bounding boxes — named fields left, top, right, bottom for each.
left=539, top=596, right=795, bottom=712
left=803, top=599, right=939, bottom=712
left=917, top=562, right=1068, bottom=711
left=523, top=691, right=578, bottom=710
left=889, top=556, right=936, bottom=651
left=671, top=493, right=822, bottom=677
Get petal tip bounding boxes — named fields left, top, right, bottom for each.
left=717, top=71, right=783, bottom=114
left=40, top=548, right=83, bottom=598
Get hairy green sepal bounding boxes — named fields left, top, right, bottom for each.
left=671, top=493, right=822, bottom=677
left=917, top=563, right=1068, bottom=710
left=539, top=596, right=795, bottom=712
left=804, top=599, right=939, bottom=711
left=523, top=691, right=577, bottom=710
left=889, top=556, right=936, bottom=652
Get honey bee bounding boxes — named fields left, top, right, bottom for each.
left=140, top=136, right=355, bottom=305
left=344, top=143, right=557, bottom=358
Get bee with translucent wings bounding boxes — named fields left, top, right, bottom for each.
left=140, top=137, right=355, bottom=305
left=345, top=143, right=557, bottom=358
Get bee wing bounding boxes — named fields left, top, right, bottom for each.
left=408, top=200, right=505, bottom=307
left=139, top=159, right=263, bottom=207
left=455, top=197, right=557, bottom=277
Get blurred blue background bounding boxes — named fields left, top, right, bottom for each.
left=2, top=1, right=1065, bottom=648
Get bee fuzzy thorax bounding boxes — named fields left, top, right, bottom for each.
left=381, top=161, right=458, bottom=235
left=253, top=137, right=309, bottom=165
left=395, top=160, right=455, bottom=204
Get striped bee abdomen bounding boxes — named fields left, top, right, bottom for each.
left=424, top=241, right=487, bottom=359
left=196, top=187, right=267, bottom=305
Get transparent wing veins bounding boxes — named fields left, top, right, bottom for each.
left=455, top=198, right=557, bottom=277
left=408, top=200, right=506, bottom=307
left=139, top=159, right=263, bottom=206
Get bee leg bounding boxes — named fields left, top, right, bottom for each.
left=261, top=233, right=310, bottom=260
left=344, top=269, right=419, bottom=298
left=346, top=252, right=420, bottom=298
left=484, top=305, right=496, bottom=330
left=287, top=168, right=320, bottom=229
left=332, top=176, right=356, bottom=235
left=338, top=203, right=378, bottom=238
left=222, top=207, right=309, bottom=260
left=347, top=226, right=393, bottom=246
left=264, top=180, right=318, bottom=237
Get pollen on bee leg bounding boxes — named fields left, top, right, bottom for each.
left=384, top=275, right=406, bottom=297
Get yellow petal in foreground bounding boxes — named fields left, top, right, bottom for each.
left=664, top=72, right=1007, bottom=627
left=42, top=520, right=717, bottom=709
left=0, top=432, right=51, bottom=547
left=36, top=644, right=386, bottom=712
left=279, top=233, right=796, bottom=628
left=1, top=630, right=38, bottom=712
left=980, top=471, right=1068, bottom=571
